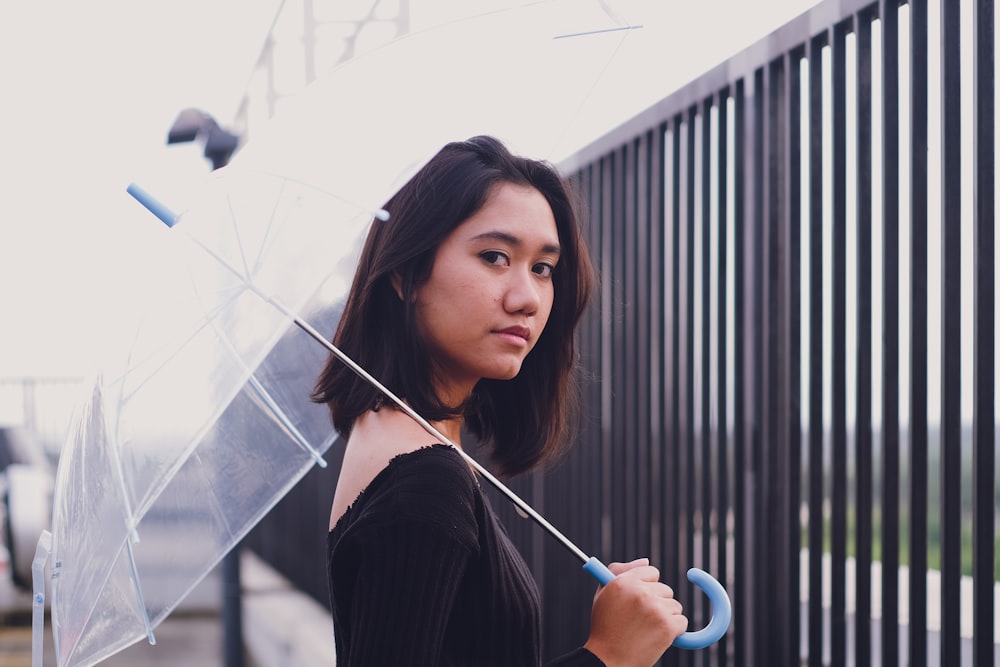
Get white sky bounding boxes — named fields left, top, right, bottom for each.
left=0, top=0, right=820, bottom=379
left=0, top=1, right=282, bottom=378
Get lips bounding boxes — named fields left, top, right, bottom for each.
left=495, top=325, right=530, bottom=341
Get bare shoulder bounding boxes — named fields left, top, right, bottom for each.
left=329, top=408, right=443, bottom=530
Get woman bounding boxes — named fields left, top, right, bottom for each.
left=313, top=136, right=687, bottom=666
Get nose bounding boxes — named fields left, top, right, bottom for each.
left=503, top=266, right=542, bottom=315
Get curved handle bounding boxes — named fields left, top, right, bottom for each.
left=670, top=567, right=731, bottom=649
left=582, top=558, right=732, bottom=650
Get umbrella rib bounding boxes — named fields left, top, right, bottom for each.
left=552, top=24, right=643, bottom=39
left=124, top=538, right=157, bottom=646
left=115, top=284, right=245, bottom=407
left=223, top=193, right=254, bottom=283
left=255, top=171, right=390, bottom=221
left=246, top=178, right=288, bottom=279
left=189, top=450, right=241, bottom=549
left=246, top=374, right=328, bottom=467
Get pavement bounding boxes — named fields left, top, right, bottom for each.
left=3, top=614, right=226, bottom=667
left=0, top=552, right=335, bottom=667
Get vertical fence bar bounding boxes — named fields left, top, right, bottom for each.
left=617, top=139, right=636, bottom=560
left=600, top=154, right=614, bottom=562
left=855, top=11, right=874, bottom=667
left=831, top=21, right=849, bottom=667
left=908, top=0, right=930, bottom=664
left=610, top=145, right=627, bottom=561
left=622, top=141, right=640, bottom=560
left=661, top=123, right=680, bottom=667
left=700, top=96, right=714, bottom=661
left=587, top=161, right=604, bottom=631
left=764, top=55, right=790, bottom=667
left=668, top=115, right=683, bottom=613
left=807, top=32, right=827, bottom=667
left=685, top=107, right=699, bottom=659
left=648, top=125, right=666, bottom=577
left=762, top=60, right=777, bottom=667
left=785, top=48, right=804, bottom=667
left=879, top=1, right=901, bottom=665
left=749, top=65, right=766, bottom=667
left=972, top=1, right=997, bottom=666
left=634, top=134, right=653, bottom=564
left=580, top=164, right=601, bottom=564
left=661, top=118, right=683, bottom=661
left=731, top=81, right=748, bottom=667
left=939, top=0, right=963, bottom=662
left=714, top=88, right=730, bottom=667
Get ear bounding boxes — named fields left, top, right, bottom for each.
left=390, top=271, right=405, bottom=300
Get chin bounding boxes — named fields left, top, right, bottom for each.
left=485, top=363, right=523, bottom=381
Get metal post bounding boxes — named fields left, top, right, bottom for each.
left=223, top=547, right=244, bottom=667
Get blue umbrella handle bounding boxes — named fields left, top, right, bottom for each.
left=583, top=557, right=732, bottom=650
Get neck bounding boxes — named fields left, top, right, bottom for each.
left=423, top=382, right=475, bottom=448
left=431, top=370, right=477, bottom=415
left=430, top=416, right=464, bottom=447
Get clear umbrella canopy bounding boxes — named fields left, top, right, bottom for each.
left=38, top=3, right=728, bottom=665
left=48, top=171, right=361, bottom=666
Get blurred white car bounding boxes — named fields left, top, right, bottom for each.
left=0, top=424, right=54, bottom=613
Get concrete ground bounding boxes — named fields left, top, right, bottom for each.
left=0, top=552, right=335, bottom=667
left=2, top=614, right=225, bottom=667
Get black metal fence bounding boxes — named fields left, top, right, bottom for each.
left=250, top=0, right=998, bottom=665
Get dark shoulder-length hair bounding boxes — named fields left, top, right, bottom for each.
left=311, top=135, right=595, bottom=476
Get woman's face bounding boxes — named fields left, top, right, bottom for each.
left=413, top=182, right=559, bottom=403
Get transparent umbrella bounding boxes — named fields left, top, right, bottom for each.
left=33, top=3, right=729, bottom=665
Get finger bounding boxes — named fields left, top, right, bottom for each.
left=656, top=582, right=675, bottom=599
left=607, top=558, right=649, bottom=576
left=664, top=598, right=684, bottom=615
left=635, top=580, right=679, bottom=603
left=616, top=564, right=661, bottom=583
left=669, top=614, right=690, bottom=639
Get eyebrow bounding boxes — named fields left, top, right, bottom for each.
left=470, top=231, right=561, bottom=255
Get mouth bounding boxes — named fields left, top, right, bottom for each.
left=493, top=326, right=530, bottom=346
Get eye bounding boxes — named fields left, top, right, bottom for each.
left=533, top=262, right=555, bottom=278
left=480, top=250, right=510, bottom=266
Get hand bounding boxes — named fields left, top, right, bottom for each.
left=582, top=559, right=688, bottom=667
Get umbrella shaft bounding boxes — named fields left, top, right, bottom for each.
left=291, top=316, right=591, bottom=565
